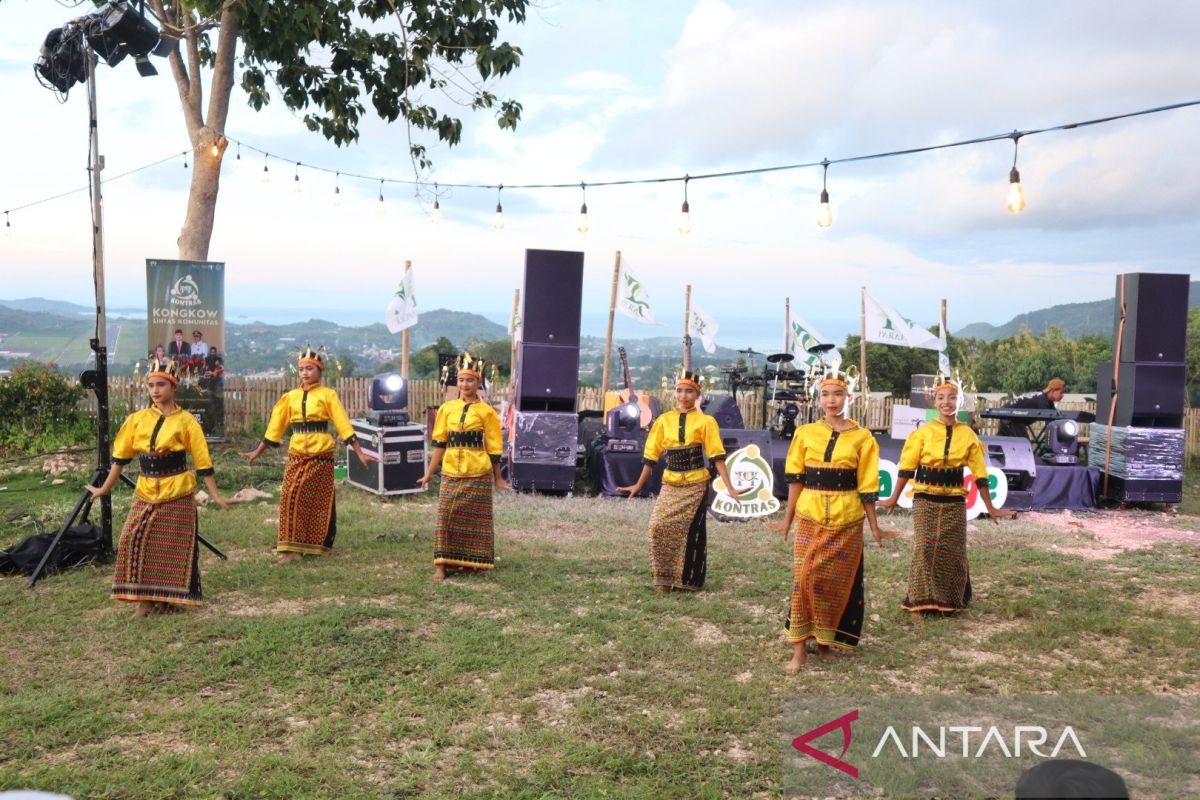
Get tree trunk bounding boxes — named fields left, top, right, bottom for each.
left=170, top=5, right=240, bottom=262
left=178, top=128, right=224, bottom=261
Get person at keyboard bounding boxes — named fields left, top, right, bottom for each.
left=995, top=378, right=1066, bottom=438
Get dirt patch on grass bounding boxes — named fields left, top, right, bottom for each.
left=1019, top=509, right=1199, bottom=559
left=692, top=620, right=730, bottom=645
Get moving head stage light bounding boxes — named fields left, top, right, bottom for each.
left=36, top=1, right=176, bottom=94
left=368, top=372, right=410, bottom=426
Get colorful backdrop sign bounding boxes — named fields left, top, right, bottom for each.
left=878, top=459, right=1008, bottom=520
left=146, top=259, right=226, bottom=438
left=712, top=444, right=781, bottom=518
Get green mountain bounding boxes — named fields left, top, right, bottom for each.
left=0, top=297, right=93, bottom=315
left=954, top=281, right=1200, bottom=341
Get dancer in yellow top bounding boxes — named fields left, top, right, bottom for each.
left=242, top=345, right=375, bottom=564
left=88, top=357, right=230, bottom=617
left=879, top=377, right=1015, bottom=613
left=619, top=369, right=744, bottom=592
left=418, top=353, right=508, bottom=581
left=778, top=366, right=898, bottom=671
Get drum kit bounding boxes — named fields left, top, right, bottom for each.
left=719, top=344, right=839, bottom=438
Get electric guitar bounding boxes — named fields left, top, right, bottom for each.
left=617, top=346, right=655, bottom=429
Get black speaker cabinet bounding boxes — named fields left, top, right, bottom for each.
left=1095, top=361, right=1186, bottom=427
left=517, top=342, right=580, bottom=412
left=1113, top=272, right=1189, bottom=364
left=521, top=249, right=584, bottom=347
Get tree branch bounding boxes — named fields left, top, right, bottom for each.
left=206, top=4, right=241, bottom=132
left=149, top=0, right=200, bottom=134
left=185, top=14, right=204, bottom=125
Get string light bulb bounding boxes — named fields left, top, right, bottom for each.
left=261, top=154, right=271, bottom=184
left=493, top=184, right=505, bottom=230
left=677, top=175, right=692, bottom=234
left=332, top=172, right=342, bottom=208
left=4, top=211, right=10, bottom=235
left=377, top=179, right=387, bottom=216
left=430, top=183, right=442, bottom=224
left=233, top=141, right=243, bottom=173
left=292, top=162, right=302, bottom=194
left=183, top=151, right=189, bottom=169
left=1006, top=133, right=1026, bottom=214
left=577, top=182, right=590, bottom=233
left=816, top=159, right=834, bottom=228
left=210, top=139, right=220, bottom=158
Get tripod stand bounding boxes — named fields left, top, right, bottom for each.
left=26, top=49, right=226, bottom=588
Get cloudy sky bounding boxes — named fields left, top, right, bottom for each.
left=1, top=0, right=1198, bottom=346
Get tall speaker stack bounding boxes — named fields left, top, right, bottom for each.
left=1089, top=272, right=1188, bottom=503
left=510, top=249, right=584, bottom=492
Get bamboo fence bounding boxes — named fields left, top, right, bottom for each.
left=89, top=377, right=1200, bottom=461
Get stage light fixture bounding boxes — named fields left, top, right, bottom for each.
left=368, top=372, right=409, bottom=425
left=1043, top=418, right=1080, bottom=464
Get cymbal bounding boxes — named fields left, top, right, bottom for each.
left=721, top=367, right=747, bottom=374
left=806, top=343, right=836, bottom=354
left=766, top=352, right=795, bottom=364
left=737, top=347, right=760, bottom=355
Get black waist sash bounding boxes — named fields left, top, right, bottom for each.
left=664, top=444, right=705, bottom=472
left=915, top=465, right=965, bottom=488
left=292, top=420, right=329, bottom=434
left=139, top=451, right=188, bottom=477
left=803, top=466, right=858, bottom=491
left=448, top=430, right=485, bottom=449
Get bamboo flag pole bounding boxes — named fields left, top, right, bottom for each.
left=400, top=260, right=412, bottom=379
left=601, top=251, right=621, bottom=397
left=860, top=286, right=868, bottom=392
left=509, top=288, right=520, bottom=385
left=683, top=284, right=693, bottom=371
left=784, top=297, right=792, bottom=354
left=941, top=298, right=948, bottom=337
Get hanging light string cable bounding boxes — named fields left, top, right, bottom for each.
left=5, top=99, right=1198, bottom=219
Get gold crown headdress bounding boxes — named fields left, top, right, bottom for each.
left=674, top=368, right=702, bottom=392
left=455, top=351, right=486, bottom=381
left=927, top=368, right=975, bottom=413
left=146, top=356, right=181, bottom=386
left=807, top=363, right=860, bottom=417
left=297, top=342, right=326, bottom=371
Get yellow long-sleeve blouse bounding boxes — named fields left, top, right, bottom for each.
left=112, top=406, right=213, bottom=504
left=897, top=419, right=989, bottom=497
left=784, top=420, right=879, bottom=526
left=262, top=385, right=356, bottom=455
left=431, top=398, right=503, bottom=478
left=642, top=408, right=726, bottom=486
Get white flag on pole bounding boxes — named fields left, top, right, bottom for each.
left=863, top=291, right=942, bottom=350
left=385, top=270, right=418, bottom=333
left=689, top=302, right=719, bottom=354
left=508, top=307, right=522, bottom=342
left=791, top=316, right=841, bottom=369
left=616, top=260, right=657, bottom=325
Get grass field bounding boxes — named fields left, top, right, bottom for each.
left=1, top=449, right=1198, bottom=798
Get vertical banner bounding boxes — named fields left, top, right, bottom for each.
left=146, top=259, right=226, bottom=439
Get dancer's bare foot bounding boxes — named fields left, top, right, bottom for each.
left=816, top=644, right=837, bottom=662
left=274, top=552, right=302, bottom=566
left=654, top=585, right=671, bottom=594
left=785, top=643, right=807, bottom=674
left=135, top=600, right=155, bottom=618
left=432, top=565, right=446, bottom=582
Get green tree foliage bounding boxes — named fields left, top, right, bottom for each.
left=839, top=326, right=1114, bottom=396
left=1186, top=308, right=1200, bottom=405
left=462, top=338, right=512, bottom=379
left=0, top=362, right=90, bottom=454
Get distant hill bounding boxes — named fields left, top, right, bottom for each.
left=0, top=297, right=92, bottom=316
left=954, top=281, right=1200, bottom=341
